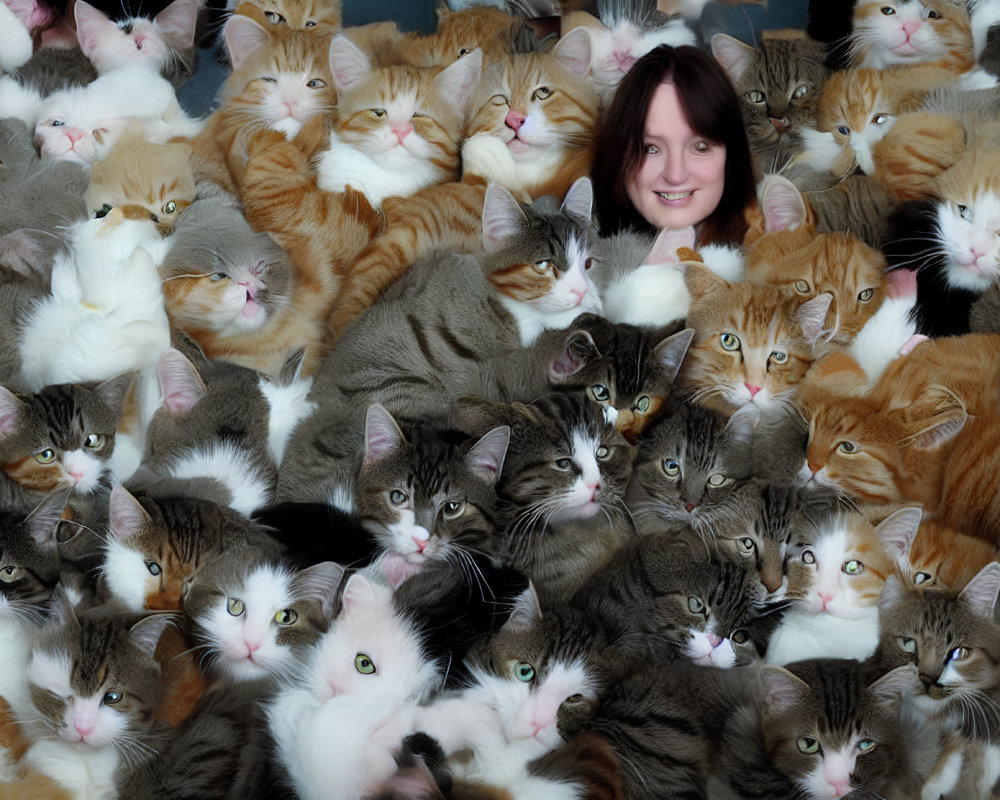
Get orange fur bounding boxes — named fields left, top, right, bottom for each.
left=907, top=519, right=999, bottom=590
left=151, top=625, right=209, bottom=727
left=870, top=111, right=966, bottom=202
left=0, top=700, right=73, bottom=800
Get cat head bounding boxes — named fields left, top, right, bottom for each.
left=26, top=600, right=171, bottom=749
left=933, top=150, right=1000, bottom=292
left=761, top=659, right=920, bottom=800
left=0, top=376, right=130, bottom=499
left=160, top=192, right=293, bottom=337
left=850, top=0, right=974, bottom=71
left=626, top=401, right=757, bottom=538
left=877, top=562, right=1000, bottom=722
left=230, top=0, right=342, bottom=34
left=74, top=0, right=197, bottom=87
left=185, top=557, right=344, bottom=683
left=87, top=131, right=195, bottom=237
left=906, top=518, right=999, bottom=591
left=679, top=264, right=830, bottom=418
left=221, top=18, right=337, bottom=137
left=0, top=494, right=66, bottom=621
left=359, top=404, right=508, bottom=585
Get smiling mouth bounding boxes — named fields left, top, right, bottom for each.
left=656, top=191, right=692, bottom=200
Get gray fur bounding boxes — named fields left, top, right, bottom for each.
left=12, top=48, right=98, bottom=96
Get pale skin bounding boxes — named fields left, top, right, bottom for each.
left=625, top=81, right=727, bottom=233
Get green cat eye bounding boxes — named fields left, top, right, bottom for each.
left=662, top=459, right=680, bottom=477
left=514, top=661, right=535, bottom=682
left=794, top=280, right=810, bottom=294
left=913, top=571, right=932, bottom=585
left=842, top=560, right=864, bottom=575
left=85, top=433, right=106, bottom=450
left=747, top=89, right=765, bottom=104
left=720, top=333, right=740, bottom=352
left=687, top=596, right=705, bottom=614
left=858, top=738, right=876, bottom=753
left=389, top=489, right=408, bottom=505
left=145, top=561, right=161, bottom=577
left=837, top=441, right=858, bottom=454
left=591, top=385, right=609, bottom=401
left=957, top=204, right=971, bottom=221
left=596, top=445, right=610, bottom=460
left=950, top=647, right=970, bottom=662
left=635, top=396, right=651, bottom=413
left=162, top=201, right=176, bottom=215
left=797, top=736, right=820, bottom=754
left=770, top=350, right=788, bottom=365
left=227, top=598, right=245, bottom=616
left=801, top=549, right=816, bottom=565
left=731, top=629, right=750, bottom=644
left=858, top=288, right=874, bottom=302
left=34, top=449, right=56, bottom=464
left=0, top=565, right=20, bottom=583
left=355, top=653, right=376, bottom=674
left=898, top=636, right=916, bottom=654
left=442, top=500, right=465, bottom=519
left=103, top=691, right=122, bottom=705
left=274, top=608, right=297, bottom=625
left=737, top=537, right=755, bottom=554
left=94, top=203, right=113, bottom=219
left=532, top=86, right=552, bottom=101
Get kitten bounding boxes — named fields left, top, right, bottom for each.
left=765, top=507, right=919, bottom=665
left=0, top=376, right=131, bottom=513
left=227, top=0, right=342, bottom=34
left=315, top=35, right=483, bottom=206
left=711, top=31, right=829, bottom=174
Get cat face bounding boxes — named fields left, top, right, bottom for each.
left=233, top=0, right=342, bottom=33
left=934, top=153, right=1000, bottom=292
left=815, top=68, right=899, bottom=176
left=0, top=497, right=65, bottom=618
left=851, top=0, right=973, bottom=70
left=26, top=603, right=169, bottom=749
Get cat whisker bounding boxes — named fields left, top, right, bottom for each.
left=162, top=271, right=213, bottom=282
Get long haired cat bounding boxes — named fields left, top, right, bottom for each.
left=227, top=0, right=342, bottom=34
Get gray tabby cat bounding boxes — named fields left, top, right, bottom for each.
left=711, top=32, right=829, bottom=175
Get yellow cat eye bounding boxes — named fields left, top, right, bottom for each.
left=227, top=598, right=245, bottom=616
left=532, top=86, right=552, bottom=101
left=355, top=653, right=376, bottom=674
left=842, top=559, right=864, bottom=575
left=837, top=441, right=858, bottom=454
left=85, top=433, right=106, bottom=450
left=858, top=288, right=874, bottom=302
left=797, top=737, right=820, bottom=754
left=274, top=608, right=297, bottom=625
left=34, top=449, right=56, bottom=464
left=162, top=201, right=177, bottom=214
left=747, top=89, right=765, bottom=104
left=731, top=629, right=750, bottom=644
left=720, top=333, right=740, bottom=352
left=635, top=396, right=651, bottom=413
left=0, top=565, right=20, bottom=583
left=442, top=500, right=465, bottom=519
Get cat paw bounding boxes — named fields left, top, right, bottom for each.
left=246, top=128, right=291, bottom=158
left=293, top=113, right=333, bottom=160
left=341, top=186, right=385, bottom=239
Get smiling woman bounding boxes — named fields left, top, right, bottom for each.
left=592, top=44, right=756, bottom=246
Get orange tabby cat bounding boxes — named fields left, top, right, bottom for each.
left=229, top=0, right=342, bottom=34
left=907, top=518, right=998, bottom=591
left=935, top=412, right=1000, bottom=544
left=326, top=28, right=598, bottom=339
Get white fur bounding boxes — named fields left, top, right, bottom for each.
left=847, top=293, right=919, bottom=387
left=324, top=481, right=355, bottom=515
left=971, top=0, right=1000, bottom=59
left=161, top=440, right=273, bottom=515
left=852, top=0, right=954, bottom=69
left=796, top=128, right=845, bottom=174
left=686, top=631, right=737, bottom=669
left=799, top=743, right=858, bottom=800
left=699, top=243, right=746, bottom=282
left=258, top=374, right=316, bottom=466
left=601, top=263, right=688, bottom=326
left=935, top=191, right=1000, bottom=291
left=462, top=131, right=569, bottom=195
left=0, top=75, right=43, bottom=126
left=766, top=605, right=880, bottom=666
left=101, top=537, right=152, bottom=612
left=0, top=603, right=37, bottom=711
left=21, top=738, right=121, bottom=800
left=0, top=3, right=33, bottom=73
left=110, top=366, right=162, bottom=483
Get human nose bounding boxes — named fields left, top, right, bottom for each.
left=663, top=149, right=687, bottom=185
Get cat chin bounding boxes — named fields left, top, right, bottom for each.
left=944, top=257, right=1000, bottom=292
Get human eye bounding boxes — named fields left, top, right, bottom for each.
left=693, top=140, right=711, bottom=153
left=644, top=143, right=658, bottom=156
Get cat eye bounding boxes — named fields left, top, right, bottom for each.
left=926, top=9, right=940, bottom=17
left=898, top=636, right=917, bottom=654
left=274, top=608, right=297, bottom=625
left=837, top=441, right=859, bottom=454
left=389, top=489, right=408, bottom=506
left=872, top=114, right=888, bottom=125
left=635, top=396, right=651, bottom=413
left=792, top=85, right=809, bottom=99
left=34, top=449, right=56, bottom=464
left=103, top=691, right=122, bottom=705
left=261, top=77, right=277, bottom=84
left=913, top=571, right=932, bottom=585
left=794, top=280, right=810, bottom=294
left=687, top=596, right=705, bottom=614
left=85, top=433, right=106, bottom=450
left=747, top=90, right=765, bottom=104
left=554, top=458, right=573, bottom=470
left=161, top=201, right=177, bottom=215
left=590, top=384, right=609, bottom=401
left=442, top=500, right=465, bottom=519
left=662, top=459, right=680, bottom=477
left=306, top=79, right=326, bottom=89
left=372, top=108, right=387, bottom=118
left=842, top=559, right=864, bottom=575
left=595, top=445, right=611, bottom=461
left=52, top=119, right=65, bottom=127
left=707, top=473, right=728, bottom=487
left=731, top=629, right=750, bottom=644
left=769, top=350, right=788, bottom=365
left=94, top=203, right=112, bottom=219
left=264, top=10, right=285, bottom=22
left=227, top=598, right=245, bottom=616
left=145, top=561, right=161, bottom=576
left=858, top=288, right=874, bottom=302
left=355, top=653, right=376, bottom=674
left=209, top=273, right=227, bottom=282
left=836, top=125, right=850, bottom=136
left=797, top=736, right=820, bottom=754
left=949, top=647, right=971, bottom=662
left=0, top=565, right=20, bottom=583
left=533, top=260, right=552, bottom=274
left=880, top=6, right=895, bottom=14
left=719, top=333, right=740, bottom=352
left=305, top=19, right=317, bottom=26
left=490, top=93, right=509, bottom=107
left=801, top=549, right=816, bottom=565
left=957, top=204, right=971, bottom=221
left=737, top=537, right=756, bottom=554
left=857, top=738, right=876, bottom=753
left=532, top=86, right=552, bottom=101
left=513, top=661, right=535, bottom=682
left=458, top=47, right=471, bottom=56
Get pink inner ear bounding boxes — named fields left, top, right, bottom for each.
left=74, top=0, right=114, bottom=56
left=0, top=388, right=21, bottom=439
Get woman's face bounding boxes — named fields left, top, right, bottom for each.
left=626, top=82, right=727, bottom=231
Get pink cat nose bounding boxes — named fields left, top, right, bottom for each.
left=819, top=592, right=833, bottom=609
left=685, top=503, right=696, bottom=512
left=901, top=19, right=921, bottom=37
left=745, top=383, right=761, bottom=397
left=970, top=246, right=986, bottom=260
left=284, top=102, right=296, bottom=117
left=707, top=633, right=722, bottom=647
left=769, top=116, right=788, bottom=132
left=829, top=778, right=850, bottom=797
left=134, top=33, right=148, bottom=49
left=74, top=720, right=94, bottom=738
left=66, top=129, right=83, bottom=144
left=244, top=639, right=261, bottom=654
left=69, top=469, right=84, bottom=481
left=412, top=536, right=427, bottom=552
left=392, top=124, right=412, bottom=144
left=505, top=110, right=526, bottom=131
left=614, top=51, right=636, bottom=71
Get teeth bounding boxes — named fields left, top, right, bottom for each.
left=657, top=191, right=691, bottom=200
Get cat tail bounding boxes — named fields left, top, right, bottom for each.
left=529, top=732, right=625, bottom=800
left=327, top=180, right=487, bottom=340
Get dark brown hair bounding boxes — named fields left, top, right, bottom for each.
left=591, top=44, right=755, bottom=246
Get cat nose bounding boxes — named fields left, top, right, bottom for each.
left=412, top=536, right=427, bottom=552
left=807, top=461, right=822, bottom=475
left=505, top=110, right=526, bottom=131
left=707, top=634, right=721, bottom=647
left=769, top=116, right=789, bottom=132
left=744, top=382, right=761, bottom=397
left=901, top=19, right=921, bottom=37
left=818, top=592, right=833, bottom=608
left=685, top=503, right=696, bottom=512
left=66, top=129, right=84, bottom=144
left=245, top=639, right=261, bottom=654
left=74, top=720, right=94, bottom=738
left=392, top=124, right=412, bottom=144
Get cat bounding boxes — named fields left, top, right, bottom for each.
left=184, top=554, right=344, bottom=685
left=676, top=263, right=831, bottom=421
left=711, top=31, right=829, bottom=174
left=14, top=599, right=172, bottom=800
left=765, top=507, right=920, bottom=665
left=562, top=0, right=696, bottom=108
left=227, top=0, right=342, bottom=34
left=314, top=35, right=483, bottom=207
left=100, top=483, right=286, bottom=612
left=0, top=0, right=33, bottom=73
left=907, top=518, right=999, bottom=591
left=0, top=376, right=132, bottom=514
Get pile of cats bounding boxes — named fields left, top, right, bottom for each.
left=4, top=0, right=1000, bottom=797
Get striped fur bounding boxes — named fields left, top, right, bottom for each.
left=850, top=0, right=976, bottom=73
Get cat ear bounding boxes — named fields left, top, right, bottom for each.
left=25, top=490, right=70, bottom=548
left=364, top=403, right=406, bottom=464
left=795, top=292, right=833, bottom=347
left=329, top=33, right=372, bottom=93
left=48, top=587, right=81, bottom=629
left=157, top=348, right=205, bottom=416
left=646, top=227, right=697, bottom=265
left=959, top=562, right=1000, bottom=619
left=868, top=664, right=920, bottom=708
left=902, top=385, right=966, bottom=450
left=683, top=262, right=728, bottom=300
left=759, top=175, right=813, bottom=233
left=292, top=561, right=347, bottom=620
left=95, top=372, right=135, bottom=420
left=560, top=177, right=593, bottom=228
left=548, top=329, right=599, bottom=383
left=482, top=183, right=528, bottom=253
left=875, top=507, right=922, bottom=564
left=653, top=328, right=695, bottom=384
left=341, top=573, right=380, bottom=616
left=109, top=483, right=151, bottom=542
left=466, top=426, right=510, bottom=484
left=74, top=0, right=116, bottom=59
left=129, top=613, right=174, bottom=658
left=551, top=26, right=592, bottom=77
left=224, top=15, right=271, bottom=72
left=154, top=0, right=197, bottom=49
left=0, top=386, right=23, bottom=439
left=434, top=48, right=482, bottom=114
left=758, top=665, right=810, bottom=713
left=879, top=572, right=907, bottom=614
left=505, top=584, right=542, bottom=631
left=710, top=33, right=757, bottom=84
